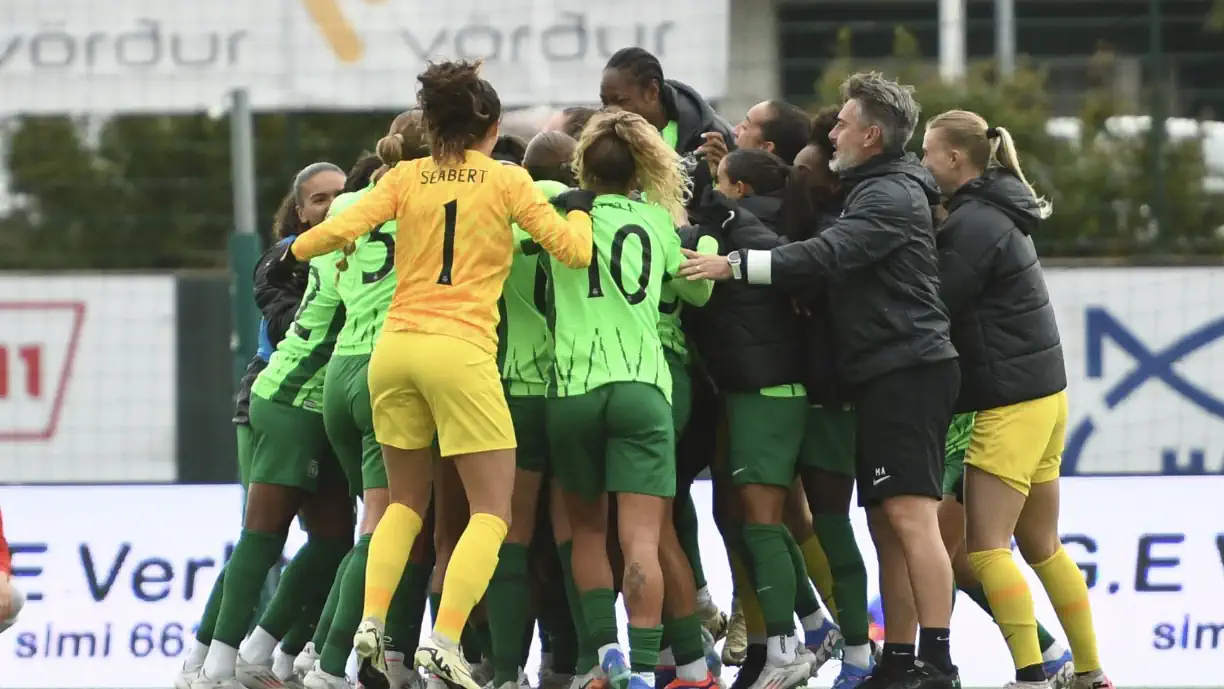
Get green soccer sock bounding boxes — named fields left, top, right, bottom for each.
left=579, top=588, right=620, bottom=655
left=783, top=528, right=823, bottom=619
left=627, top=625, right=663, bottom=673
left=195, top=565, right=227, bottom=645
left=488, top=543, right=531, bottom=685
left=535, top=544, right=577, bottom=673
left=558, top=540, right=596, bottom=673
left=674, top=492, right=708, bottom=590
left=665, top=614, right=705, bottom=667
left=320, top=535, right=371, bottom=676
left=742, top=523, right=797, bottom=638
left=960, top=582, right=1059, bottom=652
left=812, top=514, right=870, bottom=646
left=280, top=618, right=314, bottom=657
left=213, top=529, right=288, bottom=647
left=311, top=549, right=355, bottom=649
left=257, top=537, right=352, bottom=639
left=386, top=561, right=433, bottom=655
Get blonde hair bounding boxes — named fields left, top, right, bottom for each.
left=572, top=111, right=690, bottom=226
left=337, top=110, right=429, bottom=275
left=925, top=109, right=1052, bottom=218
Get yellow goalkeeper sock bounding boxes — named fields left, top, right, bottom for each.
left=1032, top=546, right=1102, bottom=674
left=362, top=503, right=423, bottom=621
left=799, top=534, right=838, bottom=623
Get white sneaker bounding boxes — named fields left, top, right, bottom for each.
left=426, top=673, right=450, bottom=689
left=192, top=674, right=244, bottom=689
left=697, top=601, right=730, bottom=643
left=388, top=650, right=426, bottom=689
left=745, top=657, right=811, bottom=689
left=176, top=663, right=203, bottom=689
left=517, top=668, right=533, bottom=689
left=303, top=666, right=354, bottom=689
left=721, top=602, right=747, bottom=667
left=295, top=643, right=320, bottom=680
left=354, top=617, right=390, bottom=688
left=415, top=637, right=482, bottom=689
left=237, top=659, right=286, bottom=689
left=1003, top=682, right=1050, bottom=689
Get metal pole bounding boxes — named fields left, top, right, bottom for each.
left=1148, top=0, right=1166, bottom=239
left=995, top=0, right=1016, bottom=78
left=227, top=87, right=261, bottom=414
left=939, top=0, right=967, bottom=83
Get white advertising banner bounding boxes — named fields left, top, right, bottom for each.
left=1046, top=267, right=1224, bottom=475
left=0, top=0, right=730, bottom=115
left=0, top=275, right=177, bottom=483
left=0, top=478, right=1221, bottom=688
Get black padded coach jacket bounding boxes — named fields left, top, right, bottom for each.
left=936, top=168, right=1067, bottom=412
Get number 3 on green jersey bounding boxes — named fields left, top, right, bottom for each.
left=546, top=194, right=683, bottom=401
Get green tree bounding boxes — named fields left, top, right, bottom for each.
left=1, top=110, right=396, bottom=270
left=813, top=27, right=1224, bottom=257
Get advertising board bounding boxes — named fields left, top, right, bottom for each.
left=0, top=275, right=177, bottom=483
left=0, top=478, right=1220, bottom=687
left=0, top=0, right=730, bottom=115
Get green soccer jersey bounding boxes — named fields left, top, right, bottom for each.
left=329, top=186, right=398, bottom=358
left=945, top=412, right=976, bottom=459
left=252, top=254, right=346, bottom=411
left=656, top=234, right=717, bottom=362
left=501, top=179, right=567, bottom=395
left=547, top=194, right=682, bottom=402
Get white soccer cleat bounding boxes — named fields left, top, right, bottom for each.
left=237, top=658, right=287, bottom=689
left=192, top=674, right=245, bottom=689
left=295, top=643, right=320, bottom=680
left=415, top=636, right=482, bottom=689
left=176, top=662, right=203, bottom=689
left=721, top=601, right=747, bottom=667
left=745, top=657, right=811, bottom=689
left=303, top=666, right=355, bottom=689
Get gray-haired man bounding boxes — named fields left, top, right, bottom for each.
left=678, top=72, right=960, bottom=689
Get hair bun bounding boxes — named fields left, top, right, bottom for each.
left=986, top=126, right=999, bottom=139
left=376, top=132, right=405, bottom=165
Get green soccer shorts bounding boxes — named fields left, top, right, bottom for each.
left=726, top=392, right=809, bottom=487
left=547, top=382, right=676, bottom=501
left=323, top=354, right=387, bottom=493
left=942, top=413, right=975, bottom=502
left=249, top=393, right=344, bottom=493
left=799, top=404, right=857, bottom=478
left=665, top=348, right=692, bottom=438
left=236, top=423, right=255, bottom=490
left=508, top=394, right=549, bottom=474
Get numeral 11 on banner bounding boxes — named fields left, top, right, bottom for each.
left=0, top=344, right=43, bottom=399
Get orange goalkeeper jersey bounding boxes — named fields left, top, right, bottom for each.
left=292, top=151, right=592, bottom=353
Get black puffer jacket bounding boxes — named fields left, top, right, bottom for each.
left=231, top=241, right=309, bottom=425
left=736, top=152, right=957, bottom=383
left=937, top=168, right=1066, bottom=412
left=663, top=80, right=737, bottom=220
left=795, top=200, right=851, bottom=406
left=684, top=191, right=804, bottom=392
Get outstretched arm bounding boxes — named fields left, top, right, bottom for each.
left=292, top=168, right=403, bottom=260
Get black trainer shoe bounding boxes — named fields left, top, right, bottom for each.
left=728, top=645, right=766, bottom=689
left=897, top=660, right=961, bottom=689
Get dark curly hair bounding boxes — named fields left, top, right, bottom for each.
left=416, top=60, right=502, bottom=164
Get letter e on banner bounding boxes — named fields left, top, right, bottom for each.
left=0, top=302, right=85, bottom=441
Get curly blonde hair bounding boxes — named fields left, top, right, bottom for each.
left=573, top=111, right=690, bottom=226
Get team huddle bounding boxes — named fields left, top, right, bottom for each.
left=170, top=45, right=1116, bottom=689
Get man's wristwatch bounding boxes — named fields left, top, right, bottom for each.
left=727, top=250, right=743, bottom=280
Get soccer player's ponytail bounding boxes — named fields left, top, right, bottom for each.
left=271, top=192, right=302, bottom=241
left=337, top=111, right=431, bottom=275
left=417, top=59, right=502, bottom=165
left=926, top=109, right=1051, bottom=218
left=574, top=111, right=690, bottom=226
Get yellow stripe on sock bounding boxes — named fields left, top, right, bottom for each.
left=363, top=503, right=424, bottom=621
left=435, top=513, right=508, bottom=643
left=1032, top=547, right=1102, bottom=674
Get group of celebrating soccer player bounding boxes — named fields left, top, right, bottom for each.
left=171, top=44, right=1117, bottom=689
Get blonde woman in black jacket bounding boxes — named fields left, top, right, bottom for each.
left=923, top=110, right=1114, bottom=689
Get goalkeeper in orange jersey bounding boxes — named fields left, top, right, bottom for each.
left=275, top=58, right=593, bottom=689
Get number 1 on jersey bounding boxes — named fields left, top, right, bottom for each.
left=438, top=199, right=458, bottom=285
